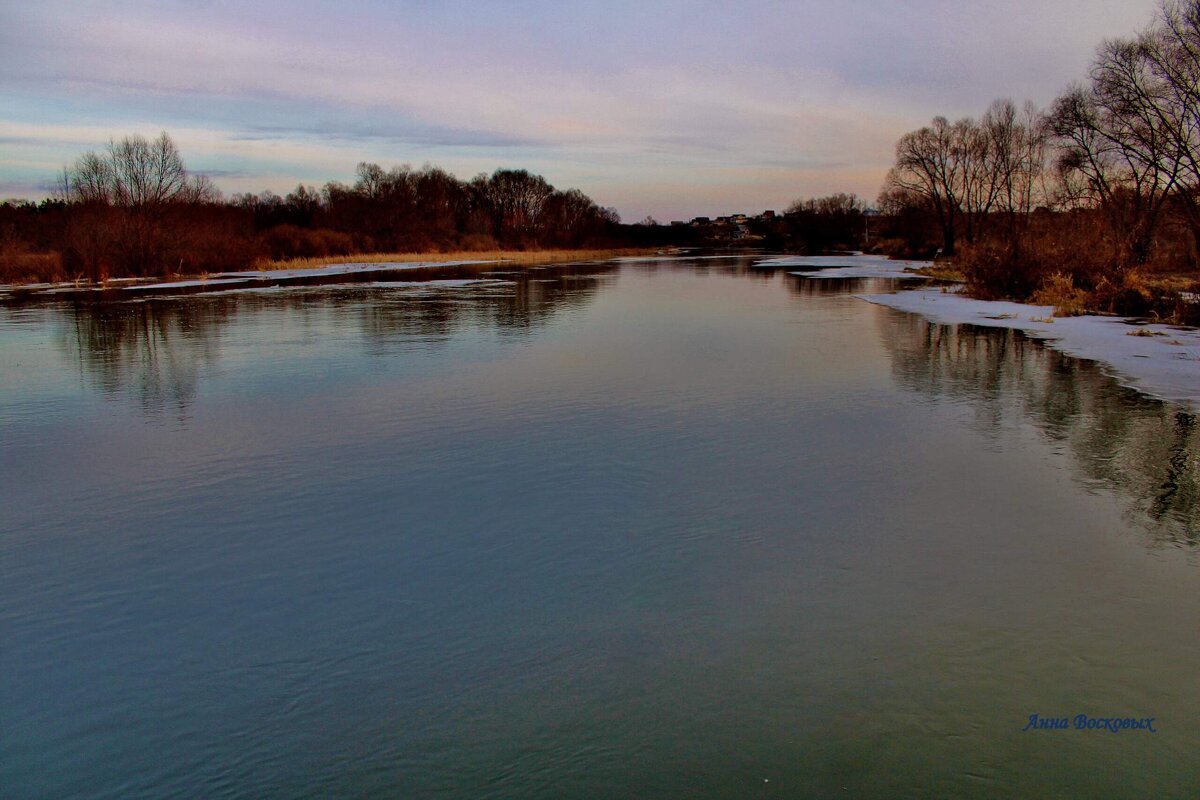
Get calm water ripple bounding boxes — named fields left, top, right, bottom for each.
left=1, top=257, right=1197, bottom=798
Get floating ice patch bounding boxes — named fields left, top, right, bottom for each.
left=121, top=278, right=253, bottom=291
left=614, top=254, right=749, bottom=264
left=758, top=253, right=931, bottom=274
left=216, top=260, right=493, bottom=281
left=859, top=288, right=1200, bottom=409
left=367, top=278, right=508, bottom=289
left=788, top=267, right=925, bottom=280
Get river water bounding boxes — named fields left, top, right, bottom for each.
left=1, top=256, right=1197, bottom=798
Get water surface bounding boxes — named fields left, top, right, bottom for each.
left=2, top=258, right=1197, bottom=798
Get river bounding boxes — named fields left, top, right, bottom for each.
left=2, top=256, right=1196, bottom=798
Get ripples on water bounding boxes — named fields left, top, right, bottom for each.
left=1, top=258, right=1197, bottom=799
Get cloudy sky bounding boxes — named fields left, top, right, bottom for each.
left=0, top=0, right=1160, bottom=221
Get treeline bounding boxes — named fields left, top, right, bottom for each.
left=782, top=193, right=868, bottom=252
left=0, top=133, right=623, bottom=283
left=628, top=193, right=869, bottom=253
left=875, top=0, right=1200, bottom=319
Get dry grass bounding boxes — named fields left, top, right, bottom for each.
left=0, top=250, right=67, bottom=285
left=1031, top=272, right=1091, bottom=317
left=257, top=248, right=666, bottom=272
left=1137, top=272, right=1197, bottom=295
left=906, top=263, right=965, bottom=282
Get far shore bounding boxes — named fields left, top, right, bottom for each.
left=255, top=247, right=669, bottom=273
left=0, top=248, right=671, bottom=289
left=0, top=247, right=685, bottom=301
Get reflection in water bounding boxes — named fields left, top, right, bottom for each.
left=23, top=260, right=1200, bottom=548
left=45, top=264, right=614, bottom=415
left=784, top=273, right=915, bottom=298
left=879, top=311, right=1199, bottom=546
left=358, top=268, right=613, bottom=346
left=28, top=261, right=1200, bottom=545
left=3, top=258, right=1198, bottom=799
left=57, top=300, right=220, bottom=416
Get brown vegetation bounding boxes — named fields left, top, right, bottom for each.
left=876, top=0, right=1200, bottom=322
left=0, top=134, right=636, bottom=286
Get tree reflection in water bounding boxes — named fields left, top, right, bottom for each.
left=57, top=300, right=219, bottom=418
left=50, top=263, right=614, bottom=417
left=37, top=263, right=1199, bottom=546
left=878, top=309, right=1198, bottom=547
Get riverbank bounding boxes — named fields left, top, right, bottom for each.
left=751, top=253, right=1200, bottom=408
left=257, top=248, right=666, bottom=272
left=0, top=247, right=666, bottom=288
left=857, top=285, right=1200, bottom=409
left=0, top=248, right=666, bottom=299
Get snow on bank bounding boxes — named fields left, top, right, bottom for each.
left=860, top=288, right=1200, bottom=409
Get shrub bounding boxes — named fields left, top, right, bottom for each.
left=0, top=249, right=66, bottom=284
left=459, top=233, right=500, bottom=251
left=259, top=225, right=353, bottom=260
left=1031, top=272, right=1090, bottom=316
left=958, top=241, right=1048, bottom=300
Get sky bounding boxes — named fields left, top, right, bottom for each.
left=0, top=0, right=1161, bottom=221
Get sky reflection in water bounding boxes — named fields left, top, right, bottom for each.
left=1, top=258, right=1197, bottom=799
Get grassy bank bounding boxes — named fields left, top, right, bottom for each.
left=890, top=245, right=1198, bottom=325
left=0, top=247, right=670, bottom=287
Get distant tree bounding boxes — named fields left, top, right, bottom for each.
left=285, top=184, right=323, bottom=227
left=789, top=192, right=866, bottom=217
left=413, top=166, right=469, bottom=246
left=478, top=169, right=555, bottom=244
left=982, top=98, right=1050, bottom=247
left=874, top=185, right=940, bottom=256
left=25, top=130, right=627, bottom=282
left=58, top=132, right=223, bottom=278
left=60, top=132, right=217, bottom=208
left=540, top=189, right=613, bottom=246
left=881, top=115, right=998, bottom=255
left=785, top=192, right=867, bottom=252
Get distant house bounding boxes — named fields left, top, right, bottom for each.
left=760, top=210, right=776, bottom=220
left=670, top=220, right=687, bottom=227
left=731, top=214, right=748, bottom=224
left=691, top=216, right=711, bottom=226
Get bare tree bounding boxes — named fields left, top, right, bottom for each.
left=883, top=115, right=998, bottom=255
left=109, top=133, right=188, bottom=206
left=62, top=132, right=215, bottom=207
left=60, top=132, right=219, bottom=277
left=1137, top=0, right=1200, bottom=251
left=956, top=116, right=1001, bottom=245
left=1049, top=9, right=1190, bottom=265
left=982, top=99, right=1050, bottom=245
left=478, top=169, right=555, bottom=243
left=884, top=118, right=957, bottom=253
